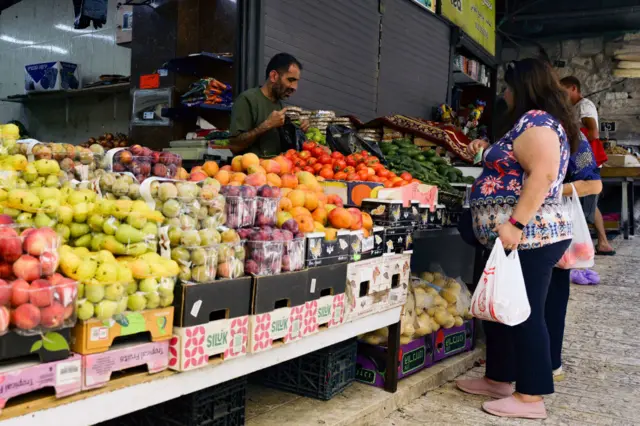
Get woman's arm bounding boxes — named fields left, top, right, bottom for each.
left=562, top=180, right=602, bottom=197
left=511, top=126, right=561, bottom=225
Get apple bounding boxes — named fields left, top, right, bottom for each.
left=13, top=255, right=41, bottom=282
left=23, top=227, right=58, bottom=256
left=30, top=279, right=53, bottom=307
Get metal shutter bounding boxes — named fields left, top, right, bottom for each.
left=263, top=0, right=381, bottom=121
left=376, top=0, right=451, bottom=118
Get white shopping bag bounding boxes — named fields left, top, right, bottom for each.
left=470, top=238, right=531, bottom=326
left=556, top=184, right=595, bottom=269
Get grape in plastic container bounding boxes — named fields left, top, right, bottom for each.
left=245, top=240, right=284, bottom=276
left=221, top=185, right=257, bottom=229
left=282, top=236, right=305, bottom=272
left=255, top=197, right=280, bottom=227
left=12, top=277, right=78, bottom=336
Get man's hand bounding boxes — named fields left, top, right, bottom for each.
left=264, top=108, right=288, bottom=130
left=467, top=139, right=490, bottom=156
left=300, top=119, right=310, bottom=133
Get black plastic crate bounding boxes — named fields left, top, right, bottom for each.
left=256, top=338, right=357, bottom=400
left=97, top=377, right=247, bottom=426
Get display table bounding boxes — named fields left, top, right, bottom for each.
left=0, top=307, right=401, bottom=426
left=600, top=167, right=639, bottom=239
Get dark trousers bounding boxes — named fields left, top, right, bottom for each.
left=546, top=268, right=570, bottom=370
left=484, top=240, right=571, bottom=395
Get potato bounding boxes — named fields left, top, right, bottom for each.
left=443, top=317, right=456, bottom=329
left=400, top=335, right=413, bottom=345
left=447, top=305, right=459, bottom=316
left=433, top=272, right=444, bottom=281
left=374, top=327, right=389, bottom=338
left=434, top=295, right=448, bottom=307
left=446, top=279, right=461, bottom=291
left=434, top=310, right=450, bottom=326
left=427, top=307, right=436, bottom=316
left=434, top=278, right=446, bottom=287
left=440, top=288, right=458, bottom=304
left=431, top=318, right=441, bottom=332
left=414, top=313, right=432, bottom=336
left=425, top=287, right=438, bottom=296
left=420, top=272, right=434, bottom=282
left=403, top=323, right=415, bottom=337
left=363, top=334, right=386, bottom=345
left=454, top=316, right=464, bottom=327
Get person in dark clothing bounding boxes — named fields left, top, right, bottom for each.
left=229, top=53, right=308, bottom=156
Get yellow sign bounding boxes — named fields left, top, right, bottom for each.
left=440, top=0, right=495, bottom=56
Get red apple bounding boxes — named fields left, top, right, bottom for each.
left=23, top=227, right=58, bottom=256
left=40, top=251, right=59, bottom=276
left=0, top=306, right=9, bottom=333
left=10, top=279, right=29, bottom=306
left=0, top=227, right=22, bottom=263
left=30, top=279, right=53, bottom=307
left=0, top=279, right=10, bottom=306
left=0, top=215, right=13, bottom=225
left=12, top=303, right=40, bottom=330
left=40, top=302, right=64, bottom=328
left=0, top=263, right=12, bottom=279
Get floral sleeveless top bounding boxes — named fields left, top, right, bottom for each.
left=469, top=110, right=572, bottom=250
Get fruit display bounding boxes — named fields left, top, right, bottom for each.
left=381, top=139, right=474, bottom=189
left=60, top=245, right=178, bottom=321
left=220, top=185, right=257, bottom=229
left=360, top=270, right=472, bottom=346
left=80, top=132, right=130, bottom=150
left=239, top=226, right=304, bottom=276
left=0, top=226, right=76, bottom=335
left=107, top=145, right=185, bottom=182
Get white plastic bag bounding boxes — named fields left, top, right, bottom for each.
left=556, top=184, right=595, bottom=269
left=470, top=238, right=531, bottom=326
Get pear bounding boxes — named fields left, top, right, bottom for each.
left=57, top=205, right=74, bottom=224
left=141, top=222, right=158, bottom=238
left=3, top=207, right=19, bottom=218
left=73, top=202, right=90, bottom=223
left=124, top=242, right=149, bottom=256
left=96, top=263, right=118, bottom=282
left=67, top=189, right=91, bottom=205
left=34, top=159, right=61, bottom=176
left=77, top=258, right=98, bottom=281
left=96, top=250, right=116, bottom=265
left=97, top=199, right=115, bottom=216
left=115, top=297, right=128, bottom=315
left=126, top=212, right=147, bottom=230
left=90, top=233, right=106, bottom=252
left=70, top=222, right=90, bottom=239
left=116, top=264, right=134, bottom=284
left=145, top=291, right=160, bottom=309
left=73, top=234, right=92, bottom=248
left=88, top=214, right=105, bottom=232
left=40, top=198, right=60, bottom=215
left=159, top=292, right=174, bottom=307
left=103, top=236, right=126, bottom=255
left=104, top=282, right=124, bottom=300
left=60, top=252, right=82, bottom=278
left=95, top=300, right=118, bottom=320
left=129, top=258, right=151, bottom=279
left=55, top=223, right=71, bottom=242
left=112, top=200, right=133, bottom=220
left=34, top=211, right=56, bottom=228
left=125, top=281, right=138, bottom=295
left=77, top=300, right=95, bottom=321
left=115, top=224, right=146, bottom=245
left=45, top=174, right=59, bottom=188
left=103, top=217, right=120, bottom=236
left=16, top=212, right=33, bottom=227
left=22, top=164, right=38, bottom=182
left=127, top=293, right=147, bottom=312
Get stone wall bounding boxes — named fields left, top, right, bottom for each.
left=501, top=34, right=640, bottom=143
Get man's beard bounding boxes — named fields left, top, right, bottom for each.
left=272, top=82, right=292, bottom=100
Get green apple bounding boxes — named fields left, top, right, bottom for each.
left=94, top=300, right=118, bottom=320
left=85, top=282, right=105, bottom=303
left=77, top=300, right=95, bottom=321
left=145, top=291, right=160, bottom=309
left=127, top=293, right=147, bottom=311
left=104, top=283, right=124, bottom=300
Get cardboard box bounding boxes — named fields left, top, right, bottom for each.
left=0, top=327, right=72, bottom=364
left=606, top=154, right=640, bottom=167
left=249, top=270, right=309, bottom=353
left=321, top=180, right=383, bottom=207
left=302, top=264, right=348, bottom=337
left=169, top=277, right=253, bottom=371
left=71, top=307, right=174, bottom=355
left=305, top=231, right=350, bottom=267
left=349, top=227, right=384, bottom=262
left=82, top=340, right=169, bottom=390
left=382, top=253, right=411, bottom=308
left=24, top=61, right=80, bottom=92
left=383, top=226, right=414, bottom=254
left=355, top=335, right=434, bottom=387
left=433, top=320, right=474, bottom=362
left=0, top=354, right=82, bottom=412
left=345, top=259, right=391, bottom=322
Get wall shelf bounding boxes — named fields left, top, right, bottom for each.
left=0, top=83, right=130, bottom=103
left=163, top=52, right=234, bottom=77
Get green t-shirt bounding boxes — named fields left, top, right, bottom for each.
left=230, top=87, right=283, bottom=157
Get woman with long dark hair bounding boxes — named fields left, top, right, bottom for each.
left=456, top=58, right=581, bottom=419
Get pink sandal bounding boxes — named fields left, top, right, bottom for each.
left=483, top=396, right=547, bottom=419
left=456, top=378, right=513, bottom=399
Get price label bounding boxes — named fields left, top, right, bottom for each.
left=143, top=111, right=154, bottom=120
left=600, top=121, right=616, bottom=132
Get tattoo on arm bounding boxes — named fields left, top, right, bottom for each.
left=230, top=122, right=270, bottom=154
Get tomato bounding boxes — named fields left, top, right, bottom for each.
left=366, top=157, right=380, bottom=167
left=383, top=180, right=394, bottom=188
left=360, top=150, right=369, bottom=157
left=285, top=149, right=297, bottom=159
left=294, top=158, right=307, bottom=168
left=319, top=168, right=334, bottom=179
left=343, top=166, right=355, bottom=174
left=331, top=151, right=344, bottom=160
left=307, top=157, right=318, bottom=166
left=373, top=163, right=384, bottom=172
left=356, top=163, right=367, bottom=171
left=369, top=176, right=381, bottom=183
left=298, top=151, right=311, bottom=160
left=346, top=155, right=356, bottom=167
left=353, top=153, right=363, bottom=164
left=313, top=163, right=324, bottom=173
left=303, top=166, right=315, bottom=174
left=312, top=147, right=325, bottom=158
left=334, top=171, right=347, bottom=180
left=410, top=178, right=421, bottom=184
left=388, top=172, right=397, bottom=178
left=333, top=159, right=347, bottom=172
left=377, top=169, right=390, bottom=178
left=346, top=173, right=359, bottom=181
left=366, top=167, right=375, bottom=177
left=357, top=169, right=369, bottom=180
left=292, top=167, right=301, bottom=173
left=319, top=154, right=332, bottom=165
left=393, top=180, right=408, bottom=187
left=302, top=141, right=316, bottom=151
left=392, top=176, right=404, bottom=184
left=400, top=172, right=412, bottom=181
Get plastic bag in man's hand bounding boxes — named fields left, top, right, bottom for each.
left=470, top=238, right=531, bottom=326
left=279, top=118, right=306, bottom=152
left=326, top=125, right=386, bottom=162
